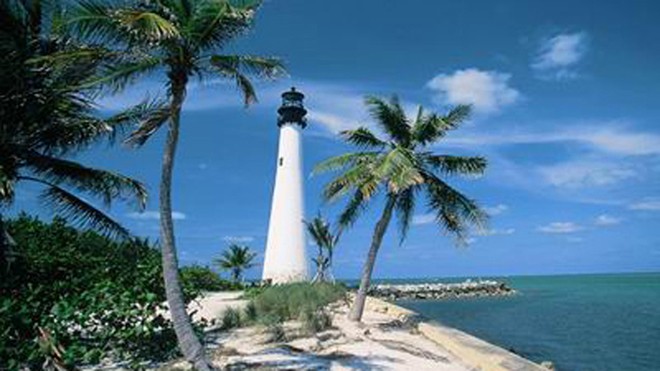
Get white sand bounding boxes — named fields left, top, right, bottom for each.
left=203, top=294, right=470, bottom=370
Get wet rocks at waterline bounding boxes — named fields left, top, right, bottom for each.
left=369, top=280, right=516, bottom=300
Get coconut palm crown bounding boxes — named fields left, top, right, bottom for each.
left=0, top=0, right=148, bottom=241
left=314, top=95, right=488, bottom=321
left=68, top=1, right=285, bottom=368
left=214, top=244, right=257, bottom=283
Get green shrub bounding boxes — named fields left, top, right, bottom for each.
left=299, top=308, right=333, bottom=334
left=250, top=282, right=345, bottom=333
left=264, top=322, right=286, bottom=343
left=220, top=307, right=243, bottom=330
left=180, top=264, right=240, bottom=292
left=243, top=301, right=258, bottom=323
left=0, top=215, right=186, bottom=369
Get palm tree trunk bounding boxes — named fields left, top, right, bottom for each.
left=160, top=77, right=211, bottom=370
left=349, top=196, right=396, bottom=322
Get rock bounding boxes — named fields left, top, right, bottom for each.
left=369, top=280, right=516, bottom=301
left=541, top=361, right=556, bottom=370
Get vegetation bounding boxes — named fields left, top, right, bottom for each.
left=180, top=264, right=242, bottom=292
left=315, top=96, right=488, bottom=321
left=214, top=244, right=257, bottom=283
left=305, top=215, right=339, bottom=283
left=250, top=282, right=345, bottom=327
left=1, top=216, right=171, bottom=369
left=0, top=0, right=150, bottom=278
left=219, top=282, right=345, bottom=337
left=68, top=0, right=285, bottom=367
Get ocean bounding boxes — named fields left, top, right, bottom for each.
left=388, top=272, right=660, bottom=371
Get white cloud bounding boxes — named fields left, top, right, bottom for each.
left=538, top=160, right=638, bottom=188
left=427, top=68, right=520, bottom=114
left=478, top=228, right=516, bottom=236
left=223, top=236, right=255, bottom=243
left=126, top=210, right=187, bottom=220
left=532, top=32, right=588, bottom=80
left=594, top=214, right=622, bottom=226
left=483, top=204, right=509, bottom=216
left=537, top=222, right=583, bottom=234
left=629, top=199, right=660, bottom=211
left=412, top=213, right=435, bottom=226
left=443, top=126, right=660, bottom=156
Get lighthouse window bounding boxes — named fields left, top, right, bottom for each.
left=279, top=157, right=283, bottom=166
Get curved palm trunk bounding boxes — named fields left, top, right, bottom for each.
left=349, top=196, right=396, bottom=322
left=160, top=78, right=211, bottom=370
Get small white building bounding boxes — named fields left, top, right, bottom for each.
left=262, top=88, right=309, bottom=283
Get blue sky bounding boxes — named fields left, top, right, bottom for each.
left=12, top=0, right=660, bottom=279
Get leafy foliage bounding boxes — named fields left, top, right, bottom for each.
left=305, top=215, right=338, bottom=283
left=68, top=0, right=286, bottom=147
left=315, top=96, right=488, bottom=243
left=315, top=96, right=488, bottom=322
left=0, top=0, right=149, bottom=239
left=214, top=244, right=257, bottom=283
left=0, top=215, right=210, bottom=369
left=250, top=283, right=346, bottom=326
left=180, top=264, right=242, bottom=292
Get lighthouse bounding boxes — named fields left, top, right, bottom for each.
left=262, top=88, right=309, bottom=283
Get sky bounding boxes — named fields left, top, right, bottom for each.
left=12, top=0, right=660, bottom=279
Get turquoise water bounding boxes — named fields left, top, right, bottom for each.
left=391, top=273, right=660, bottom=371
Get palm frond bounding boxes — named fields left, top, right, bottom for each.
left=39, top=184, right=131, bottom=240
left=337, top=190, right=368, bottom=229
left=412, top=105, right=472, bottom=146
left=364, top=95, right=411, bottom=145
left=81, top=55, right=162, bottom=93
left=313, top=151, right=379, bottom=176
left=374, top=147, right=423, bottom=193
left=423, top=171, right=487, bottom=243
left=424, top=155, right=487, bottom=176
left=209, top=55, right=285, bottom=106
left=394, top=188, right=416, bottom=243
left=340, top=127, right=387, bottom=148
left=189, top=0, right=258, bottom=51
left=114, top=9, right=180, bottom=40
left=68, top=0, right=125, bottom=44
left=123, top=103, right=171, bottom=146
left=25, top=153, right=147, bottom=209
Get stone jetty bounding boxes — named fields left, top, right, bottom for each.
left=369, top=279, right=515, bottom=300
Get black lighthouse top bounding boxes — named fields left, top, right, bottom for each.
left=277, top=87, right=307, bottom=128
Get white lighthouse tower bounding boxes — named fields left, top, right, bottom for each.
left=262, top=88, right=309, bottom=283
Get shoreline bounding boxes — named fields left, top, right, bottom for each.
left=365, top=296, right=548, bottom=371
left=187, top=292, right=547, bottom=370
left=369, top=279, right=516, bottom=300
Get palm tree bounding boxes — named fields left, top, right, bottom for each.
left=0, top=0, right=148, bottom=265
left=214, top=244, right=256, bottom=283
left=305, top=215, right=338, bottom=283
left=314, top=96, right=488, bottom=322
left=69, top=1, right=284, bottom=367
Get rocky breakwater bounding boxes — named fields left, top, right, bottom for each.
left=369, top=279, right=516, bottom=300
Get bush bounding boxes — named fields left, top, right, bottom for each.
left=249, top=282, right=346, bottom=335
left=0, top=215, right=185, bottom=369
left=180, top=265, right=240, bottom=292
left=220, top=307, right=243, bottom=330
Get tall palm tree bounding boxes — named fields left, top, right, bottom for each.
left=315, top=96, right=488, bottom=322
left=0, top=0, right=148, bottom=265
left=305, top=215, right=338, bottom=283
left=69, top=1, right=284, bottom=367
left=214, top=244, right=256, bottom=283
